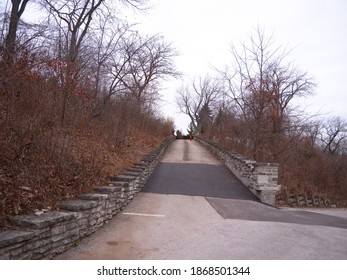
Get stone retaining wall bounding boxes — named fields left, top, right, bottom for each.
left=196, top=137, right=281, bottom=205
left=0, top=137, right=174, bottom=260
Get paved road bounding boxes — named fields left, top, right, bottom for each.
left=56, top=140, right=347, bottom=259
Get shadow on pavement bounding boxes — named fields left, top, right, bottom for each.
left=142, top=162, right=347, bottom=230
left=207, top=197, right=347, bottom=229
left=142, top=162, right=259, bottom=201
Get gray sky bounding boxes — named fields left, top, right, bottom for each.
left=127, top=0, right=347, bottom=131
left=3, top=0, right=347, bottom=132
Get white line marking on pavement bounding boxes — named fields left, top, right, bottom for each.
left=123, top=212, right=165, bottom=217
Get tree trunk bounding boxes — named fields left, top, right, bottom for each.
left=4, top=0, right=29, bottom=62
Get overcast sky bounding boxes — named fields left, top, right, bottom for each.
left=126, top=0, right=347, bottom=131
left=4, top=0, right=347, bottom=132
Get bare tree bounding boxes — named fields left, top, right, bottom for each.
left=219, top=27, right=315, bottom=160
left=89, top=32, right=179, bottom=121
left=116, top=33, right=179, bottom=109
left=300, top=119, right=322, bottom=149
left=3, top=0, right=30, bottom=61
left=82, top=14, right=131, bottom=123
left=320, top=117, right=347, bottom=154
left=40, top=0, right=147, bottom=62
left=38, top=0, right=107, bottom=125
left=39, top=0, right=150, bottom=126
left=42, top=0, right=107, bottom=62
left=176, top=75, right=223, bottom=134
left=89, top=15, right=130, bottom=98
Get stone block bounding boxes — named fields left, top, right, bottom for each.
left=133, top=163, right=147, bottom=169
left=94, top=186, right=122, bottom=194
left=79, top=193, right=108, bottom=201
left=0, top=252, right=10, bottom=259
left=127, top=167, right=144, bottom=173
left=76, top=217, right=88, bottom=227
left=257, top=174, right=269, bottom=184
left=122, top=171, right=140, bottom=177
left=113, top=175, right=135, bottom=182
left=15, top=251, right=33, bottom=260
left=10, top=212, right=75, bottom=229
left=32, top=237, right=51, bottom=249
left=108, top=181, right=128, bottom=188
left=51, top=224, right=67, bottom=236
left=58, top=200, right=97, bottom=211
left=0, top=231, right=35, bottom=248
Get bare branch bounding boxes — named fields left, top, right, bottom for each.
left=176, top=75, right=223, bottom=133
